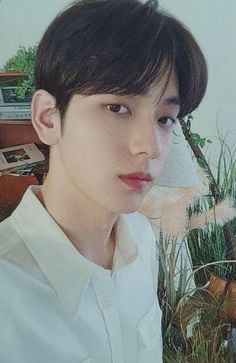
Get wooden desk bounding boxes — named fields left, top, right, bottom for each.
left=0, top=175, right=38, bottom=222
left=0, top=73, right=44, bottom=220
left=0, top=120, right=40, bottom=148
left=0, top=120, right=46, bottom=221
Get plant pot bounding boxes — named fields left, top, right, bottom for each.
left=208, top=274, right=236, bottom=325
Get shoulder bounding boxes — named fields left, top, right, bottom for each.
left=0, top=216, right=22, bottom=257
left=0, top=217, right=24, bottom=299
left=0, top=215, right=48, bottom=296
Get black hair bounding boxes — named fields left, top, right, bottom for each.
left=35, top=0, right=208, bottom=120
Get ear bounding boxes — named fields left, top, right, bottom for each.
left=31, top=90, right=62, bottom=146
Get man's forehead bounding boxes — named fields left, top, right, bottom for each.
left=147, top=71, right=180, bottom=107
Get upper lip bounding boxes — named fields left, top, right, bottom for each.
left=119, top=172, right=153, bottom=181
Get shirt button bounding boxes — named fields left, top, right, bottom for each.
left=102, top=295, right=113, bottom=309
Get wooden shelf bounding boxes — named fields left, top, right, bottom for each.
left=0, top=71, right=25, bottom=82
left=0, top=115, right=47, bottom=222
left=0, top=119, right=31, bottom=125
left=0, top=120, right=41, bottom=148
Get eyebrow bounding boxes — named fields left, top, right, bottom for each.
left=100, top=93, right=181, bottom=107
left=162, top=96, right=180, bottom=106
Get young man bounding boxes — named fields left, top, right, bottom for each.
left=0, top=0, right=207, bottom=362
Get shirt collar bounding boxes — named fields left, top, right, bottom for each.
left=11, top=185, right=138, bottom=317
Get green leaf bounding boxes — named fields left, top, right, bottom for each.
left=4, top=45, right=37, bottom=99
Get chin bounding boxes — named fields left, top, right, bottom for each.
left=115, top=198, right=145, bottom=215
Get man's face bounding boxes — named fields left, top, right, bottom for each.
left=54, top=71, right=180, bottom=214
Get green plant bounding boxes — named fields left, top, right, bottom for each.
left=158, top=234, right=191, bottom=345
left=139, top=118, right=236, bottom=360
left=4, top=45, right=37, bottom=99
left=179, top=120, right=236, bottom=361
left=185, top=134, right=236, bottom=284
left=158, top=232, right=230, bottom=363
left=176, top=288, right=229, bottom=363
left=186, top=114, right=213, bottom=149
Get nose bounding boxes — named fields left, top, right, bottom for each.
left=129, top=113, right=162, bottom=159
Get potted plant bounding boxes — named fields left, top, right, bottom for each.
left=180, top=116, right=236, bottom=325
left=2, top=45, right=37, bottom=99
left=139, top=118, right=236, bottom=360
left=139, top=176, right=233, bottom=361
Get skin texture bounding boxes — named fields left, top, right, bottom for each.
left=31, top=70, right=180, bottom=269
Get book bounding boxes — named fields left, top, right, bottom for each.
left=0, top=143, right=45, bottom=176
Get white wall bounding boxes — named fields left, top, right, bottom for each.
left=0, top=0, right=70, bottom=65
left=160, top=0, right=236, bottom=167
left=0, top=0, right=235, bottom=165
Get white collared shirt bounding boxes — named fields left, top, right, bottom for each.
left=0, top=185, right=162, bottom=363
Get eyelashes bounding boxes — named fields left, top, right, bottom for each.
left=158, top=116, right=178, bottom=128
left=106, top=104, right=128, bottom=114
left=106, top=103, right=178, bottom=129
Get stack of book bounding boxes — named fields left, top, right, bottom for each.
left=0, top=143, right=45, bottom=176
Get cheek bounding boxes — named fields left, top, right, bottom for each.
left=160, top=130, right=173, bottom=158
left=60, top=123, right=122, bottom=177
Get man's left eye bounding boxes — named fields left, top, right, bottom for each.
left=158, top=116, right=178, bottom=128
left=106, top=104, right=129, bottom=114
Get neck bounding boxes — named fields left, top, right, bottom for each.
left=36, top=173, right=119, bottom=269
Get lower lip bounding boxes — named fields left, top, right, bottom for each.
left=119, top=176, right=149, bottom=191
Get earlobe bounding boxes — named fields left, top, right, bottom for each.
left=31, top=90, right=61, bottom=146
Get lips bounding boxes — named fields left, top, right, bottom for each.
left=119, top=172, right=153, bottom=181
left=119, top=172, right=153, bottom=191
left=120, top=172, right=152, bottom=181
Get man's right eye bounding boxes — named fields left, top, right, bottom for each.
left=158, top=116, right=178, bottom=129
left=106, top=104, right=129, bottom=114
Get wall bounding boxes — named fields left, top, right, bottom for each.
left=0, top=0, right=235, bottom=165
left=0, top=0, right=70, bottom=66
left=160, top=0, right=236, bottom=167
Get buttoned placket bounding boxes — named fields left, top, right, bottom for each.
left=92, top=269, right=125, bottom=363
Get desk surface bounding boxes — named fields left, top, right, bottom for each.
left=0, top=120, right=46, bottom=221
left=0, top=120, right=40, bottom=148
